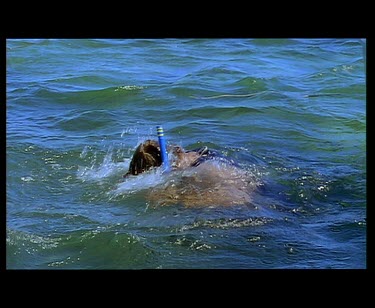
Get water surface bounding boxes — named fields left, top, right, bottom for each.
left=6, top=39, right=366, bottom=269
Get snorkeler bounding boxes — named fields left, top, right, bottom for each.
left=122, top=127, right=257, bottom=207
left=123, top=140, right=237, bottom=177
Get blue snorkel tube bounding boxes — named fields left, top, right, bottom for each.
left=157, top=126, right=170, bottom=172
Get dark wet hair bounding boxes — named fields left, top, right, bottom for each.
left=124, top=140, right=162, bottom=177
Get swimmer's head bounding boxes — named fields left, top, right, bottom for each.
left=124, top=140, right=162, bottom=177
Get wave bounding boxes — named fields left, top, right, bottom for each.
left=171, top=106, right=262, bottom=122
left=6, top=227, right=155, bottom=269
left=55, top=109, right=117, bottom=132
left=32, top=84, right=146, bottom=107
left=45, top=75, right=119, bottom=88
left=177, top=216, right=272, bottom=231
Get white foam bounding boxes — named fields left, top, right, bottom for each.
left=77, top=147, right=130, bottom=182
left=112, top=167, right=169, bottom=196
left=21, top=176, right=34, bottom=182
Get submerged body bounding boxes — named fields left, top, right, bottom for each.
left=124, top=140, right=258, bottom=207
left=147, top=160, right=257, bottom=207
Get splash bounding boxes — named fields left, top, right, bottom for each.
left=76, top=131, right=165, bottom=184
left=111, top=167, right=170, bottom=196
left=77, top=146, right=129, bottom=182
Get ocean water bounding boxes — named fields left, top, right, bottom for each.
left=6, top=39, right=366, bottom=269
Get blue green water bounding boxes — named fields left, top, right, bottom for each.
left=6, top=39, right=366, bottom=269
